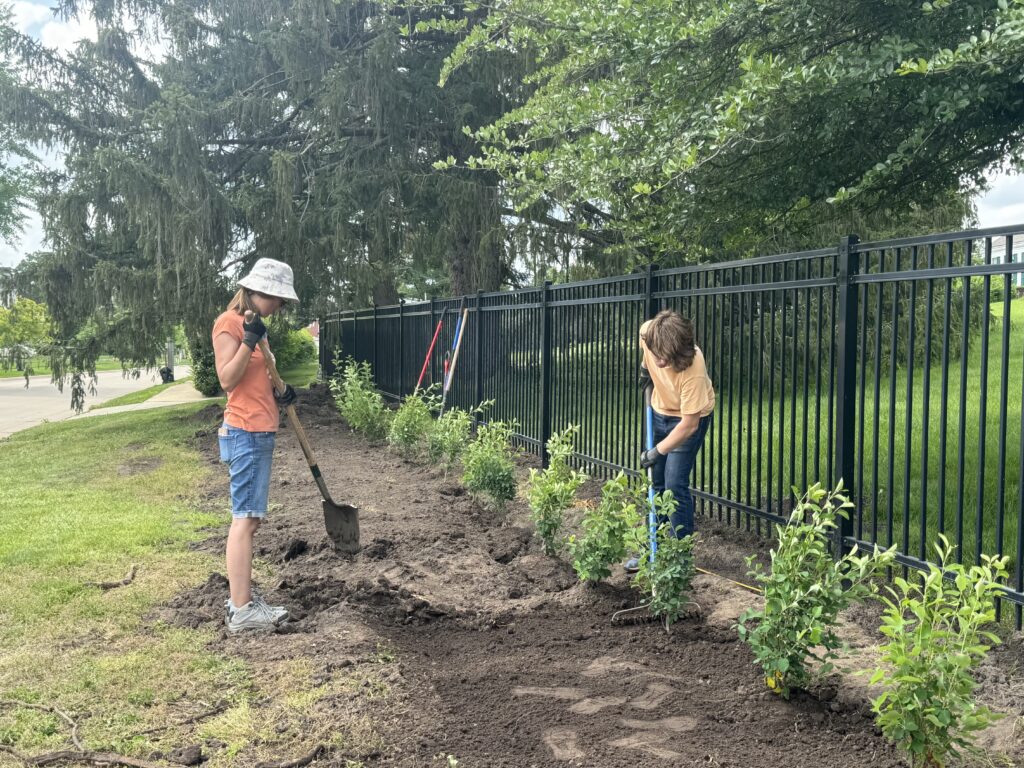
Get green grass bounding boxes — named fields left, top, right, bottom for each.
left=89, top=376, right=193, bottom=410
left=0, top=355, right=126, bottom=379
left=279, top=359, right=319, bottom=388
left=0, top=404, right=388, bottom=765
left=0, top=405, right=252, bottom=756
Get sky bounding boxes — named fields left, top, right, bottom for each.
left=1, top=1, right=1023, bottom=270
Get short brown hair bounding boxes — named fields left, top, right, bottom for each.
left=644, top=310, right=696, bottom=371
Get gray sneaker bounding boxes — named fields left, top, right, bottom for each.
left=225, top=591, right=289, bottom=624
left=225, top=599, right=279, bottom=633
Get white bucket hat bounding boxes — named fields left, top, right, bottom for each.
left=238, top=258, right=299, bottom=303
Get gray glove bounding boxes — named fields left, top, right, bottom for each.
left=638, top=364, right=653, bottom=394
left=242, top=313, right=267, bottom=351
left=275, top=384, right=297, bottom=408
left=639, top=446, right=662, bottom=469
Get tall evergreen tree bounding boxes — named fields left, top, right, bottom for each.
left=0, top=0, right=566, bottom=406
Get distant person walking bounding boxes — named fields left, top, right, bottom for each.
left=212, top=258, right=299, bottom=632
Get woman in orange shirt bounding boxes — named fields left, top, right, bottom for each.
left=212, top=258, right=298, bottom=633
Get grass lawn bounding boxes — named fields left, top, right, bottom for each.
left=279, top=359, right=319, bottom=388
left=90, top=376, right=194, bottom=410
left=0, top=405, right=371, bottom=764
left=0, top=355, right=125, bottom=380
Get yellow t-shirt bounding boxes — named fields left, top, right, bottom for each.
left=639, top=319, right=716, bottom=418
left=212, top=311, right=279, bottom=432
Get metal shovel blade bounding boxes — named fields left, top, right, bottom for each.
left=324, top=501, right=360, bottom=554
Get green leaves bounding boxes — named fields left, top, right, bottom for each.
left=388, top=389, right=438, bottom=458
left=526, top=425, right=586, bottom=556
left=330, top=357, right=392, bottom=441
left=869, top=536, right=1010, bottom=767
left=569, top=473, right=640, bottom=582
left=737, top=483, right=895, bottom=699
left=630, top=493, right=698, bottom=629
left=462, top=420, right=519, bottom=510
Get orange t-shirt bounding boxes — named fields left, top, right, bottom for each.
left=212, top=311, right=279, bottom=432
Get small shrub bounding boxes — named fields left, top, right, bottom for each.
left=428, top=400, right=492, bottom=475
left=462, top=420, right=518, bottom=510
left=188, top=336, right=221, bottom=397
left=568, top=473, right=641, bottom=582
left=526, top=425, right=586, bottom=556
left=629, top=491, right=697, bottom=627
left=737, top=483, right=894, bottom=698
left=329, top=358, right=391, bottom=441
left=869, top=537, right=1009, bottom=768
left=388, top=390, right=437, bottom=458
left=266, top=318, right=316, bottom=371
left=428, top=407, right=473, bottom=474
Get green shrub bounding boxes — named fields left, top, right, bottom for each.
left=266, top=318, right=316, bottom=371
left=568, top=473, right=641, bottom=582
left=526, top=425, right=586, bottom=556
left=869, top=538, right=1009, bottom=768
left=629, top=490, right=697, bottom=628
left=329, top=358, right=391, bottom=440
left=737, top=483, right=894, bottom=698
left=388, top=390, right=437, bottom=458
left=188, top=336, right=221, bottom=397
left=462, top=420, right=518, bottom=510
left=429, top=407, right=474, bottom=476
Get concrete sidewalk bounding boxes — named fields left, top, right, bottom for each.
left=71, top=380, right=221, bottom=420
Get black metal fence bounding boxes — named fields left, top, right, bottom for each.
left=321, top=224, right=1024, bottom=626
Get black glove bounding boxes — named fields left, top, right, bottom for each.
left=638, top=364, right=652, bottom=394
left=639, top=446, right=662, bottom=469
left=275, top=384, right=297, bottom=408
left=242, top=313, right=267, bottom=351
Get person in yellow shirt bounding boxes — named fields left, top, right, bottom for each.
left=628, top=310, right=714, bottom=570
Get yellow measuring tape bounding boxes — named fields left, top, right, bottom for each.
left=695, top=566, right=762, bottom=594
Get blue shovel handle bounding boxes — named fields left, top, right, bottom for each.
left=645, top=390, right=657, bottom=562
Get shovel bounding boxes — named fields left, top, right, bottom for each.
left=246, top=312, right=360, bottom=553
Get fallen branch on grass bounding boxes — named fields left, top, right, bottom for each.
left=85, top=564, right=138, bottom=590
left=134, top=700, right=228, bottom=736
left=0, top=700, right=84, bottom=750
left=255, top=744, right=329, bottom=768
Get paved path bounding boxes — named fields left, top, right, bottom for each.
left=0, top=365, right=199, bottom=438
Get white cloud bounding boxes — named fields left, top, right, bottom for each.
left=10, top=1, right=53, bottom=31
left=975, top=167, right=1024, bottom=229
left=0, top=207, right=45, bottom=268
left=39, top=14, right=98, bottom=53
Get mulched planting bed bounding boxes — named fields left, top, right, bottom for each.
left=165, top=385, right=1022, bottom=767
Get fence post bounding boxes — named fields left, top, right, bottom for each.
left=834, top=234, right=860, bottom=559
left=371, top=302, right=378, bottom=379
left=429, top=296, right=437, bottom=387
left=475, top=290, right=484, bottom=409
left=398, top=299, right=405, bottom=397
left=540, top=280, right=553, bottom=468
left=353, top=310, right=359, bottom=363
left=645, top=262, right=660, bottom=319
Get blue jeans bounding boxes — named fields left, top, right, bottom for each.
left=650, top=411, right=712, bottom=538
left=218, top=423, right=276, bottom=518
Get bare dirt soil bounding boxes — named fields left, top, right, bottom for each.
left=163, top=384, right=1023, bottom=767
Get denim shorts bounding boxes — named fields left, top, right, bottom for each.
left=218, top=423, right=276, bottom=518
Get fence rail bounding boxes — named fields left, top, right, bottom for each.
left=321, top=225, right=1024, bottom=626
